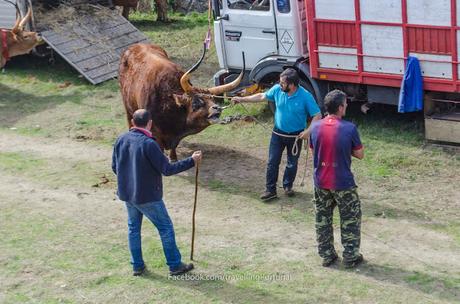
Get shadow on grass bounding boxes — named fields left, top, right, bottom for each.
left=1, top=54, right=85, bottom=85
left=174, top=141, right=316, bottom=228
left=0, top=83, right=84, bottom=127
left=176, top=141, right=313, bottom=206
left=350, top=262, right=460, bottom=302
left=176, top=142, right=266, bottom=197
left=363, top=201, right=429, bottom=221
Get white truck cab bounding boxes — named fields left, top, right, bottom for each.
left=212, top=0, right=315, bottom=96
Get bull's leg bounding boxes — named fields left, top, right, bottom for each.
left=122, top=7, right=130, bottom=19
left=169, top=148, right=178, bottom=162
left=126, top=112, right=133, bottom=129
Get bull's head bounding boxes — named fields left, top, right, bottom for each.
left=2, top=9, right=42, bottom=66
left=175, top=46, right=245, bottom=129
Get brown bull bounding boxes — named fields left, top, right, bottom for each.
left=119, top=43, right=243, bottom=160
left=0, top=9, right=41, bottom=68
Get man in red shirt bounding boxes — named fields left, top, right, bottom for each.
left=309, top=90, right=364, bottom=268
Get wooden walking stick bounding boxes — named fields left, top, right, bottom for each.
left=190, top=161, right=200, bottom=261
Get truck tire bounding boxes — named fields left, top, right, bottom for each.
left=300, top=79, right=316, bottom=101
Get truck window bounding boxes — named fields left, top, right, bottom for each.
left=227, top=0, right=270, bottom=11
left=276, top=0, right=290, bottom=13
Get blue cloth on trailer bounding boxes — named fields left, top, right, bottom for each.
left=398, top=56, right=423, bottom=113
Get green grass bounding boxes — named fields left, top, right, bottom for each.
left=405, top=271, right=460, bottom=296
left=429, top=223, right=460, bottom=246
left=0, top=152, right=45, bottom=173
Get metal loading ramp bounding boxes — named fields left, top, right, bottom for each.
left=36, top=5, right=149, bottom=84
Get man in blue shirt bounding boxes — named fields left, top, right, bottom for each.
left=232, top=68, right=321, bottom=201
left=112, top=109, right=202, bottom=276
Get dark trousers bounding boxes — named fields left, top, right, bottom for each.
left=265, top=129, right=302, bottom=193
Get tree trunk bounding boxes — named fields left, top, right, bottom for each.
left=154, top=0, right=169, bottom=22
left=137, top=0, right=152, bottom=12
left=122, top=7, right=130, bottom=19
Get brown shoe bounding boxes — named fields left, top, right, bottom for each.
left=133, top=265, right=146, bottom=276
left=170, top=263, right=194, bottom=276
left=284, top=187, right=295, bottom=197
left=260, top=191, right=277, bottom=201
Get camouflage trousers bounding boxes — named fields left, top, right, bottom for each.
left=314, top=187, right=362, bottom=262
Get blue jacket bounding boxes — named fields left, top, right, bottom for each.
left=398, top=56, right=423, bottom=113
left=112, top=129, right=195, bottom=204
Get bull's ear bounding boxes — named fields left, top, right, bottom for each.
left=11, top=32, right=19, bottom=42
left=173, top=94, right=190, bottom=107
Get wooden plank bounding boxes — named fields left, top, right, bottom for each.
left=42, top=19, right=130, bottom=47
left=42, top=30, right=83, bottom=46
left=62, top=28, right=146, bottom=57
left=42, top=27, right=138, bottom=53
left=77, top=55, right=119, bottom=72
left=425, top=117, right=460, bottom=143
left=97, top=18, right=128, bottom=31
left=41, top=35, right=97, bottom=85
left=65, top=34, right=147, bottom=63
left=430, top=112, right=460, bottom=121
left=85, top=61, right=118, bottom=79
left=54, top=38, right=91, bottom=54
left=92, top=71, right=119, bottom=84
left=76, top=37, right=147, bottom=71
left=83, top=40, right=147, bottom=79
left=56, top=33, right=147, bottom=82
left=38, top=6, right=149, bottom=84
left=92, top=20, right=122, bottom=30
left=101, top=23, right=138, bottom=37
left=70, top=37, right=148, bottom=68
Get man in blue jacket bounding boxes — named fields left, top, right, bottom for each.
left=112, top=109, right=202, bottom=276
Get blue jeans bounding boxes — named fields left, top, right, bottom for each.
left=266, top=129, right=302, bottom=193
left=125, top=200, right=182, bottom=271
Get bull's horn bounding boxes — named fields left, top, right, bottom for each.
left=180, top=73, right=193, bottom=94
left=18, top=8, right=32, bottom=29
left=208, top=52, right=245, bottom=96
left=180, top=43, right=207, bottom=93
left=11, top=12, right=21, bottom=33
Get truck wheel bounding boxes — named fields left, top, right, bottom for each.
left=300, top=79, right=317, bottom=103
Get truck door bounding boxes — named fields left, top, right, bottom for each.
left=214, top=0, right=278, bottom=69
